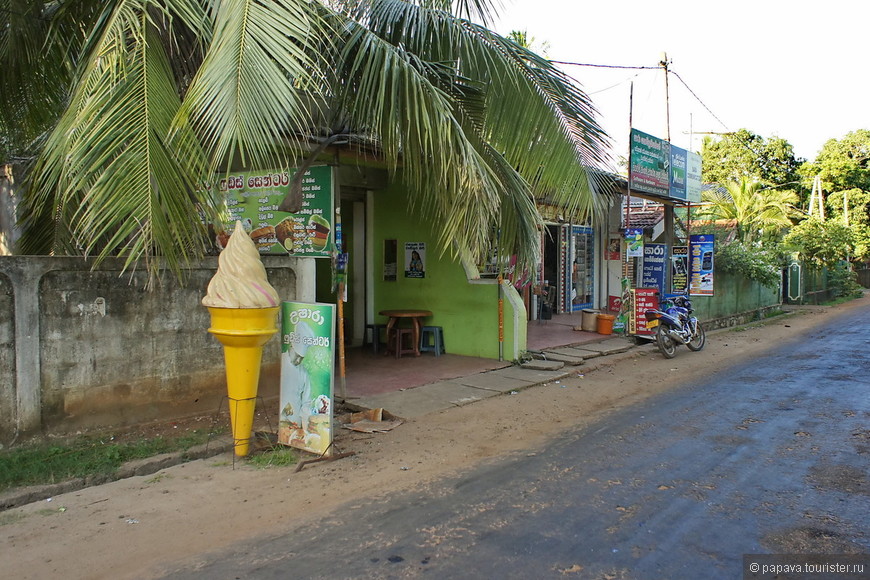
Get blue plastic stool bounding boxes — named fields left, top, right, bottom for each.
left=364, top=323, right=386, bottom=354
left=419, top=326, right=444, bottom=356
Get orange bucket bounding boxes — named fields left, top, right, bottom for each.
left=596, top=314, right=615, bottom=335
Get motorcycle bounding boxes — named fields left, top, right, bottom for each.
left=644, top=295, right=706, bottom=359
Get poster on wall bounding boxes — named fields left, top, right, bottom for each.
left=279, top=301, right=335, bottom=456
left=215, top=165, right=334, bottom=257
left=405, top=242, right=426, bottom=278
left=606, top=237, right=621, bottom=261
left=689, top=235, right=715, bottom=296
left=625, top=228, right=644, bottom=258
left=642, top=243, right=667, bottom=295
left=671, top=246, right=689, bottom=294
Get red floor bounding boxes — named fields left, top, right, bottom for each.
left=339, top=312, right=607, bottom=399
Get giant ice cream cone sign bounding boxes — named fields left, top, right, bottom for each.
left=203, top=220, right=280, bottom=456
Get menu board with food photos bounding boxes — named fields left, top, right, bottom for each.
left=212, top=165, right=334, bottom=257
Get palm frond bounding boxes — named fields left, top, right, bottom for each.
left=178, top=0, right=328, bottom=175
left=23, top=1, right=215, bottom=281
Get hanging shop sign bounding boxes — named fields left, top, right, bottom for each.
left=686, top=151, right=702, bottom=203
left=630, top=288, right=659, bottom=336
left=215, top=165, right=334, bottom=257
left=642, top=243, right=667, bottom=295
left=629, top=129, right=669, bottom=198
left=629, top=129, right=703, bottom=203
left=405, top=242, right=426, bottom=278
left=671, top=246, right=689, bottom=294
left=669, top=146, right=688, bottom=200
left=625, top=228, right=644, bottom=258
left=689, top=235, right=715, bottom=296
left=279, top=301, right=336, bottom=456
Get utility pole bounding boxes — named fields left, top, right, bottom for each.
left=659, top=52, right=671, bottom=142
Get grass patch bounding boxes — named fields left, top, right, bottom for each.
left=0, top=511, right=26, bottom=526
left=0, top=429, right=212, bottom=493
left=247, top=446, right=299, bottom=469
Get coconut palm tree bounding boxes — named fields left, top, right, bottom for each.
left=699, top=177, right=797, bottom=244
left=1, top=0, right=610, bottom=281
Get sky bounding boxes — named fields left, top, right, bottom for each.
left=491, top=0, right=869, bottom=170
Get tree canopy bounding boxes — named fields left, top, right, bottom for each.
left=698, top=177, right=797, bottom=245
left=0, top=0, right=611, bottom=281
left=700, top=128, right=804, bottom=190
left=799, top=130, right=870, bottom=261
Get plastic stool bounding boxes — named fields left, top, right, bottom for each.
left=364, top=323, right=386, bottom=354
left=393, top=328, right=416, bottom=358
left=419, top=326, right=444, bottom=356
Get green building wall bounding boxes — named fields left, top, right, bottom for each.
left=371, top=184, right=527, bottom=360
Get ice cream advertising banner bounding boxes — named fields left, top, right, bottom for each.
left=689, top=235, right=715, bottom=296
left=405, top=242, right=426, bottom=278
left=279, top=301, right=335, bottom=456
left=215, top=165, right=334, bottom=257
left=629, top=129, right=669, bottom=197
left=625, top=228, right=644, bottom=258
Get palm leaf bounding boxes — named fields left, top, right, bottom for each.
left=178, top=0, right=328, bottom=176
left=23, top=1, right=215, bottom=281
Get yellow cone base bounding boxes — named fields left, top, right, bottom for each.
left=207, top=307, right=279, bottom=457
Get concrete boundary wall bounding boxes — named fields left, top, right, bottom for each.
left=0, top=256, right=313, bottom=445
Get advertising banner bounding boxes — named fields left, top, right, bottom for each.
left=671, top=245, right=689, bottom=294
left=630, top=288, right=659, bottom=336
left=629, top=129, right=669, bottom=197
left=642, top=243, right=667, bottom=295
left=689, top=235, right=715, bottom=296
left=279, top=301, right=335, bottom=456
left=686, top=152, right=703, bottom=203
left=215, top=165, right=334, bottom=257
left=669, top=145, right=688, bottom=200
left=625, top=228, right=644, bottom=258
left=606, top=237, right=621, bottom=261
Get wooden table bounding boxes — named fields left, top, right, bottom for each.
left=379, top=309, right=433, bottom=357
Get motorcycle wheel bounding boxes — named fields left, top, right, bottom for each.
left=655, top=327, right=677, bottom=359
left=686, top=322, right=706, bottom=351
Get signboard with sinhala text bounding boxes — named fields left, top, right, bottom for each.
left=279, top=301, right=335, bottom=456
left=215, top=166, right=334, bottom=257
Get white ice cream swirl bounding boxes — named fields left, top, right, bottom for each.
left=202, top=220, right=279, bottom=308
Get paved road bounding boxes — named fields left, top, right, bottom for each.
left=165, top=306, right=870, bottom=579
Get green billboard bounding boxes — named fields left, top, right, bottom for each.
left=216, top=165, right=334, bottom=257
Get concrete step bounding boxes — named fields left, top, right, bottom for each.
left=532, top=351, right=586, bottom=366
left=520, top=359, right=565, bottom=371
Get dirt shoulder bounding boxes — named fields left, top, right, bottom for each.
left=1, top=296, right=866, bottom=580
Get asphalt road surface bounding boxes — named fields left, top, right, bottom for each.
left=165, top=306, right=870, bottom=579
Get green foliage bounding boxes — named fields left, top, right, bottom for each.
left=247, top=446, right=299, bottom=469
left=800, top=131, right=870, bottom=261
left=701, top=129, right=804, bottom=190
left=826, top=261, right=863, bottom=299
left=697, top=177, right=797, bottom=244
left=1, top=0, right=609, bottom=282
left=783, top=217, right=854, bottom=268
left=801, top=130, right=870, bottom=193
left=713, top=240, right=784, bottom=288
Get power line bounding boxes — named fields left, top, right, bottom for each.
left=552, top=60, right=659, bottom=71
left=557, top=58, right=800, bottom=173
